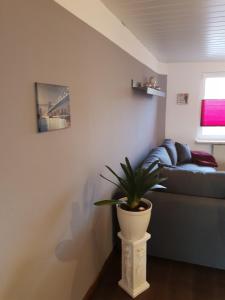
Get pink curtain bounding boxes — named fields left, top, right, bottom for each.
left=201, top=99, right=225, bottom=126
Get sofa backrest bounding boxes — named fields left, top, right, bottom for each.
left=161, top=139, right=178, bottom=165
left=143, top=146, right=172, bottom=169
left=161, top=167, right=225, bottom=199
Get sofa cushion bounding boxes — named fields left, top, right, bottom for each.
left=191, top=151, right=218, bottom=167
left=143, top=147, right=172, bottom=169
left=161, top=139, right=178, bottom=165
left=160, top=167, right=225, bottom=199
left=175, top=142, right=192, bottom=164
left=176, top=163, right=216, bottom=173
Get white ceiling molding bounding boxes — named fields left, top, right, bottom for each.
left=54, top=0, right=168, bottom=75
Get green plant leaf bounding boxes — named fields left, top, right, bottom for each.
left=151, top=184, right=166, bottom=190
left=133, top=167, right=144, bottom=195
left=105, top=165, right=121, bottom=180
left=94, top=199, right=124, bottom=206
left=145, top=160, right=160, bottom=173
left=100, top=176, right=128, bottom=197
left=120, top=163, right=131, bottom=180
left=125, top=157, right=134, bottom=179
left=96, top=158, right=167, bottom=210
left=141, top=176, right=165, bottom=195
left=123, top=157, right=136, bottom=207
left=120, top=163, right=134, bottom=193
left=148, top=166, right=162, bottom=177
left=105, top=165, right=128, bottom=190
left=100, top=174, right=123, bottom=190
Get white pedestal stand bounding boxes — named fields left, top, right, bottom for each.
left=118, top=232, right=151, bottom=298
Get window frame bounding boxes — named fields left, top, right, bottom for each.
left=197, top=72, right=225, bottom=141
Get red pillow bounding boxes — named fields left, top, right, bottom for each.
left=191, top=151, right=218, bottom=167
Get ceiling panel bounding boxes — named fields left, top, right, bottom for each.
left=101, top=0, right=225, bottom=62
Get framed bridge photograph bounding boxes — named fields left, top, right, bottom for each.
left=35, top=82, right=71, bottom=133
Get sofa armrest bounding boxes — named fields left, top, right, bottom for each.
left=161, top=168, right=225, bottom=199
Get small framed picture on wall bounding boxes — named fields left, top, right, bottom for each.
left=177, top=93, right=189, bottom=105
left=35, top=82, right=71, bottom=133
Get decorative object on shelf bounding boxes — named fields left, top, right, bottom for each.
left=177, top=93, right=189, bottom=105
left=94, top=158, right=166, bottom=298
left=35, top=83, right=71, bottom=133
left=131, top=80, right=165, bottom=98
left=143, top=76, right=161, bottom=90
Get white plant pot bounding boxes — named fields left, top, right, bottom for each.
left=116, top=198, right=152, bottom=241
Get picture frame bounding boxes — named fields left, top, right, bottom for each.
left=35, top=82, right=71, bottom=133
left=177, top=93, right=189, bottom=105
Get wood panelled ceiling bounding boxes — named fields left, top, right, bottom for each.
left=101, top=0, right=225, bottom=62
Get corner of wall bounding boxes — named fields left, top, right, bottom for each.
left=53, top=0, right=168, bottom=75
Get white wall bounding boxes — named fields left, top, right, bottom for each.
left=166, top=62, right=225, bottom=152
left=0, top=1, right=166, bottom=299
left=54, top=0, right=167, bottom=75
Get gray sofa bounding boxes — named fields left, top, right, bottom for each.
left=143, top=139, right=225, bottom=270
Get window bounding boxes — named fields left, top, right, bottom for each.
left=199, top=74, right=225, bottom=139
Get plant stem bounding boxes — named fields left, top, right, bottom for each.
left=128, top=196, right=140, bottom=209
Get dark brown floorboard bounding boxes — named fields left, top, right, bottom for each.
left=90, top=251, right=225, bottom=300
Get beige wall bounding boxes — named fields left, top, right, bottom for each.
left=0, top=1, right=166, bottom=299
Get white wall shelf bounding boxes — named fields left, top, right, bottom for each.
left=131, top=80, right=165, bottom=98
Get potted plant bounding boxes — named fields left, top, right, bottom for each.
left=94, top=157, right=166, bottom=241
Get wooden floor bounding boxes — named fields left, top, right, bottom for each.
left=90, top=251, right=225, bottom=300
